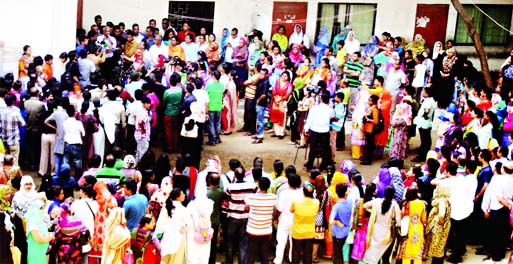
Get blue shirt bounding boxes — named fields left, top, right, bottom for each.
left=123, top=194, right=148, bottom=230
left=330, top=199, right=352, bottom=239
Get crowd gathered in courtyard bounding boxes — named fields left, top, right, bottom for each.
left=0, top=12, right=513, bottom=264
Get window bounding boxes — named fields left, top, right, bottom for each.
left=454, top=5, right=512, bottom=45
left=169, top=1, right=215, bottom=35
left=316, top=3, right=377, bottom=46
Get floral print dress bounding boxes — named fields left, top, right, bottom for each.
left=398, top=199, right=427, bottom=263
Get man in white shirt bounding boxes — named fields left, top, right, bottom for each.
left=274, top=174, right=303, bottom=264
left=192, top=79, right=209, bottom=146
left=227, top=28, right=240, bottom=48
left=124, top=72, right=145, bottom=99
left=125, top=90, right=144, bottom=155
left=412, top=54, right=428, bottom=102
left=149, top=35, right=168, bottom=67
left=385, top=60, right=406, bottom=114
left=132, top=23, right=145, bottom=43
left=480, top=161, right=513, bottom=261
left=303, top=91, right=335, bottom=171
left=100, top=90, right=126, bottom=154
left=62, top=105, right=85, bottom=180
left=433, top=161, right=477, bottom=263
left=96, top=25, right=117, bottom=59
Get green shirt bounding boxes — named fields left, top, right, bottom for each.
left=341, top=88, right=351, bottom=105
left=206, top=186, right=224, bottom=227
left=95, top=167, right=125, bottom=185
left=271, top=33, right=288, bottom=53
left=345, top=61, right=364, bottom=89
left=163, top=86, right=183, bottom=116
left=206, top=81, right=224, bottom=112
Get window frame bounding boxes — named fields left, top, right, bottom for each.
left=454, top=4, right=512, bottom=46
left=315, top=2, right=377, bottom=47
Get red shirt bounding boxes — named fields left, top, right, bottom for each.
left=177, top=30, right=196, bottom=43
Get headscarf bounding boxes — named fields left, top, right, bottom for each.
left=327, top=172, right=348, bottom=196
left=150, top=176, right=173, bottom=207
left=393, top=102, right=413, bottom=126
left=289, top=24, right=305, bottom=46
left=289, top=44, right=302, bottom=64
left=234, top=37, right=248, bottom=62
left=432, top=41, right=444, bottom=60
left=406, top=34, right=426, bottom=55
left=25, top=199, right=48, bottom=235
left=316, top=27, right=330, bottom=49
left=363, top=36, right=379, bottom=57
left=340, top=160, right=355, bottom=175
left=344, top=31, right=361, bottom=54
left=123, top=155, right=136, bottom=169
left=332, top=27, right=348, bottom=52
left=220, top=28, right=230, bottom=57
left=0, top=185, right=13, bottom=212
left=11, top=176, right=38, bottom=218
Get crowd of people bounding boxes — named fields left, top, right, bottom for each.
left=0, top=13, right=512, bottom=264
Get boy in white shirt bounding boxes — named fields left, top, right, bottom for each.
left=412, top=54, right=428, bottom=102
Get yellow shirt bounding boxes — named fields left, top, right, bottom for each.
left=124, top=40, right=138, bottom=58
left=336, top=49, right=347, bottom=67
left=290, top=198, right=319, bottom=239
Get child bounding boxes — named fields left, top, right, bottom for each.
left=329, top=183, right=352, bottom=264
left=412, top=54, right=428, bottom=102
left=43, top=54, right=53, bottom=82
left=131, top=215, right=161, bottom=264
left=330, top=92, right=346, bottom=162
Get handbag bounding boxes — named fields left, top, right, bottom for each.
left=390, top=203, right=401, bottom=240
left=180, top=117, right=198, bottom=138
left=124, top=248, right=134, bottom=264
left=400, top=215, right=410, bottom=237
left=10, top=238, right=21, bottom=264
left=504, top=64, right=513, bottom=79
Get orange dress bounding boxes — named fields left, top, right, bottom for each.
left=168, top=45, right=186, bottom=61
left=375, top=89, right=392, bottom=146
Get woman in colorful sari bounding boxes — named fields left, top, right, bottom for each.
left=389, top=102, right=412, bottom=162
left=26, top=199, right=53, bottom=264
left=375, top=88, right=392, bottom=158
left=19, top=45, right=34, bottom=78
left=361, top=36, right=380, bottom=87
left=296, top=57, right=314, bottom=83
left=206, top=33, right=220, bottom=65
left=405, top=34, right=426, bottom=58
left=351, top=183, right=376, bottom=262
left=313, top=58, right=335, bottom=95
left=351, top=88, right=370, bottom=160
left=314, top=27, right=330, bottom=67
left=424, top=183, right=451, bottom=264
left=398, top=187, right=427, bottom=264
left=289, top=44, right=303, bottom=67
left=363, top=186, right=401, bottom=264
left=322, top=172, right=349, bottom=259
left=332, top=27, right=348, bottom=53
left=233, top=37, right=249, bottom=84
left=52, top=204, right=86, bottom=264
left=101, top=208, right=131, bottom=264
left=167, top=36, right=185, bottom=61
left=270, top=71, right=293, bottom=139
left=91, top=181, right=118, bottom=261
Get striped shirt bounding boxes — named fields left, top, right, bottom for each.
left=226, top=181, right=257, bottom=219
left=245, top=193, right=277, bottom=236
left=344, top=61, right=364, bottom=88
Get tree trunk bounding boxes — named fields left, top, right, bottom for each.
left=450, top=0, right=494, bottom=89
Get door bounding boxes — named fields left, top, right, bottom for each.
left=271, top=2, right=308, bottom=41
left=413, top=4, right=449, bottom=50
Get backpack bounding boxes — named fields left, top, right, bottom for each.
left=373, top=109, right=385, bottom=134
left=193, top=204, right=214, bottom=244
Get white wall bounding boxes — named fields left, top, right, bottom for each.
left=0, top=0, right=77, bottom=78
left=81, top=0, right=168, bottom=32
